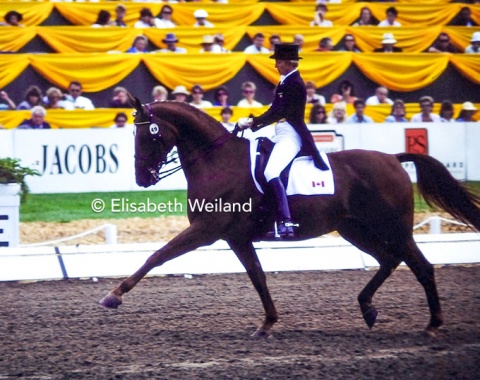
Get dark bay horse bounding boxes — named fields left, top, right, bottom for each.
left=100, top=99, right=480, bottom=337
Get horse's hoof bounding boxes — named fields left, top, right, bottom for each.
left=99, top=293, right=122, bottom=309
left=252, top=328, right=270, bottom=338
left=363, top=307, right=378, bottom=328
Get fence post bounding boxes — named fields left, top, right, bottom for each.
left=429, top=217, right=442, bottom=234
left=105, top=224, right=118, bottom=244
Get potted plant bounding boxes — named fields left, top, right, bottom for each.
left=0, top=157, right=40, bottom=203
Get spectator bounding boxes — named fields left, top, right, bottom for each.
left=385, top=99, right=409, bottom=123
left=244, top=33, right=269, bottom=54
left=156, top=33, right=186, bottom=53
left=0, top=10, right=24, bottom=27
left=65, top=81, right=95, bottom=110
left=199, top=35, right=215, bottom=53
left=171, top=85, right=190, bottom=102
left=17, top=85, right=43, bottom=110
left=213, top=86, right=230, bottom=107
left=305, top=81, right=326, bottom=105
left=110, top=112, right=132, bottom=129
left=152, top=85, right=168, bottom=102
left=346, top=99, right=374, bottom=124
left=190, top=84, right=213, bottom=109
left=378, top=7, right=401, bottom=27
left=439, top=100, right=455, bottom=122
left=193, top=9, right=214, bottom=27
left=109, top=87, right=131, bottom=108
left=134, top=8, right=158, bottom=28
left=450, top=6, right=478, bottom=27
left=338, top=34, right=361, bottom=52
left=366, top=86, right=393, bottom=105
left=456, top=102, right=478, bottom=122
left=315, top=37, right=333, bottom=52
left=410, top=96, right=441, bottom=123
left=156, top=5, right=176, bottom=28
left=0, top=90, right=16, bottom=110
left=352, top=7, right=377, bottom=26
left=92, top=10, right=112, bottom=27
left=127, top=35, right=148, bottom=53
left=310, top=4, right=333, bottom=27
left=331, top=79, right=357, bottom=104
left=269, top=34, right=281, bottom=52
left=293, top=34, right=305, bottom=52
left=17, top=106, right=51, bottom=129
left=44, top=87, right=73, bottom=110
left=237, top=81, right=263, bottom=108
left=220, top=107, right=235, bottom=131
left=309, top=104, right=327, bottom=124
left=113, top=4, right=127, bottom=27
left=327, top=101, right=347, bottom=124
left=212, top=34, right=229, bottom=53
left=465, top=32, right=480, bottom=53
left=427, top=33, right=460, bottom=53
left=374, top=33, right=402, bottom=53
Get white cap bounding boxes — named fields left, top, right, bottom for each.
left=462, top=101, right=478, bottom=111
left=194, top=9, right=208, bottom=19
left=382, top=33, right=397, bottom=44
left=172, top=85, right=190, bottom=96
left=471, top=31, right=480, bottom=42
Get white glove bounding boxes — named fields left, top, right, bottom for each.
left=237, top=117, right=253, bottom=130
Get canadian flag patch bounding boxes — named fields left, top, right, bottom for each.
left=312, top=181, right=325, bottom=188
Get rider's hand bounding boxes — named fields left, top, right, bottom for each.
left=237, top=117, right=253, bottom=130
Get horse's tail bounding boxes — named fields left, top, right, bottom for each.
left=396, top=153, right=480, bottom=231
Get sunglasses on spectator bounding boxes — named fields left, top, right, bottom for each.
left=243, top=90, right=254, bottom=94
left=70, top=88, right=81, bottom=92
left=439, top=39, right=449, bottom=43
left=420, top=103, right=432, bottom=108
left=192, top=91, right=202, bottom=95
left=218, top=92, right=227, bottom=96
left=345, top=39, right=354, bottom=42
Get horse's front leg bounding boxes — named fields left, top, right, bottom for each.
left=99, top=224, right=215, bottom=309
left=228, top=240, right=278, bottom=337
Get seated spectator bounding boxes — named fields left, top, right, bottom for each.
left=127, top=35, right=148, bottom=53
left=0, top=90, right=16, bottom=110
left=190, top=84, right=213, bottom=109
left=155, top=5, right=176, bottom=28
left=171, top=85, right=190, bottom=102
left=134, top=8, right=158, bottom=28
left=331, top=79, right=357, bottom=104
left=352, top=7, right=377, bottom=26
left=465, top=32, right=480, bottom=53
left=65, top=81, right=95, bottom=110
left=244, top=33, right=269, bottom=54
left=212, top=34, right=229, bottom=53
left=213, top=85, right=230, bottom=107
left=109, top=87, right=131, bottom=108
left=92, top=10, right=113, bottom=27
left=305, top=81, right=326, bottom=105
left=44, top=87, right=73, bottom=110
left=378, top=7, right=401, bottom=27
left=237, top=81, right=263, bottom=108
left=338, top=34, right=361, bottom=52
left=315, top=37, right=333, bottom=52
left=17, top=106, right=51, bottom=129
left=17, top=85, right=43, bottom=110
left=193, top=9, right=214, bottom=27
left=110, top=112, right=132, bottom=129
left=156, top=33, right=186, bottom=53
left=427, top=33, right=460, bottom=53
left=450, top=6, right=478, bottom=27
left=346, top=99, right=374, bottom=124
left=456, top=102, right=478, bottom=122
left=200, top=35, right=215, bottom=53
left=113, top=4, right=127, bottom=27
left=269, top=34, right=281, bottom=52
left=310, top=4, right=333, bottom=27
left=0, top=10, right=24, bottom=27
left=374, top=33, right=402, bottom=53
left=293, top=34, right=305, bottom=52
left=385, top=99, right=409, bottom=123
left=410, top=96, right=441, bottom=123
left=309, top=104, right=327, bottom=124
left=152, top=85, right=168, bottom=102
left=327, top=101, right=347, bottom=124
left=439, top=100, right=455, bottom=122
left=220, top=107, right=235, bottom=131
left=366, top=86, right=393, bottom=105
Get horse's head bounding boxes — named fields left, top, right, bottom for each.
left=129, top=94, right=179, bottom=187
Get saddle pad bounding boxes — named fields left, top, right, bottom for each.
left=249, top=139, right=335, bottom=196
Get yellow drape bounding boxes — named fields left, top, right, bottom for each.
left=0, top=2, right=53, bottom=27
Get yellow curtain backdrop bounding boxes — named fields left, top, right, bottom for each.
left=449, top=54, right=480, bottom=85
left=0, top=26, right=36, bottom=52
left=0, top=2, right=53, bottom=27
left=0, top=55, right=30, bottom=88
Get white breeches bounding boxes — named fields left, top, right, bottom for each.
left=264, top=121, right=302, bottom=182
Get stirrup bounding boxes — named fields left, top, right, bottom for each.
left=265, top=221, right=299, bottom=240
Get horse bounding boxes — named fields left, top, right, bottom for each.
left=100, top=97, right=480, bottom=337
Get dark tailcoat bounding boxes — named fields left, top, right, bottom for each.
left=251, top=70, right=326, bottom=169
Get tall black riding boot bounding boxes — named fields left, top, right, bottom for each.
left=265, top=178, right=298, bottom=240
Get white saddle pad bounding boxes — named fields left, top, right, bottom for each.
left=249, top=139, right=335, bottom=196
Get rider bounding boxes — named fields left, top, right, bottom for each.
left=237, top=43, right=328, bottom=239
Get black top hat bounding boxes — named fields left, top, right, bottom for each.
left=269, top=43, right=302, bottom=60
left=5, top=10, right=23, bottom=23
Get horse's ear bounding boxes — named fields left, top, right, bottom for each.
left=127, top=92, right=143, bottom=113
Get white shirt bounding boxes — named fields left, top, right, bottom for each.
left=465, top=45, right=480, bottom=54
left=237, top=99, right=263, bottom=108
left=365, top=95, right=393, bottom=105
left=190, top=100, right=213, bottom=109
left=410, top=113, right=442, bottom=123
left=310, top=20, right=333, bottom=27
left=378, top=20, right=402, bottom=27
left=66, top=95, right=95, bottom=110
left=155, top=19, right=176, bottom=28
left=243, top=45, right=269, bottom=54
left=157, top=47, right=187, bottom=54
